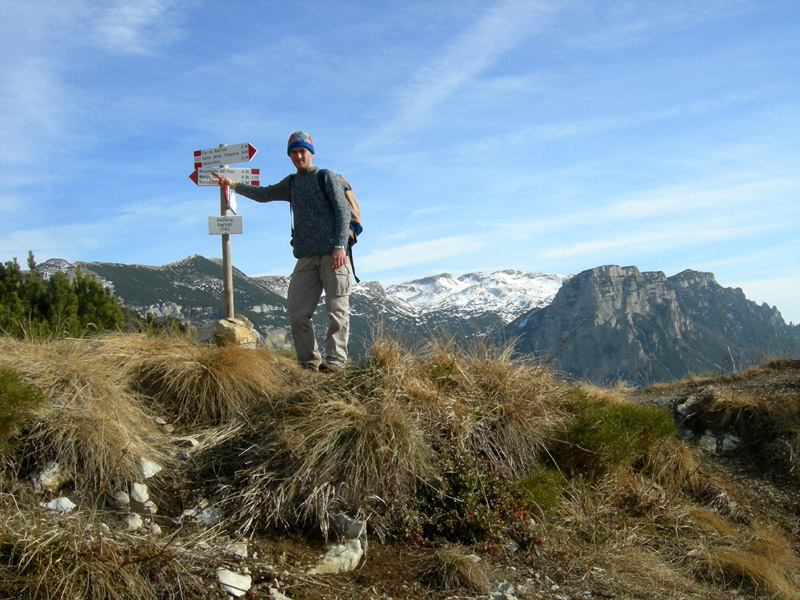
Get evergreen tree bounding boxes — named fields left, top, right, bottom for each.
left=46, top=271, right=80, bottom=335
left=20, top=264, right=48, bottom=333
left=0, top=259, right=24, bottom=336
left=0, top=253, right=125, bottom=338
left=73, top=267, right=124, bottom=334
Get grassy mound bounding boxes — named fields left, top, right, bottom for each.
left=0, top=333, right=797, bottom=599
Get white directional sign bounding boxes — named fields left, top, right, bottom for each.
left=193, top=142, right=257, bottom=168
left=208, top=215, right=243, bottom=235
left=189, top=167, right=260, bottom=186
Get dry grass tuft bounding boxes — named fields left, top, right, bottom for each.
left=0, top=481, right=216, bottom=600
left=689, top=509, right=800, bottom=599
left=0, top=337, right=172, bottom=492
left=218, top=336, right=570, bottom=538
left=230, top=390, right=435, bottom=539
left=417, top=545, right=492, bottom=593
left=419, top=338, right=569, bottom=476
left=99, top=332, right=299, bottom=426
left=643, top=438, right=704, bottom=496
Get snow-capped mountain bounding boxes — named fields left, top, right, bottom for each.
left=29, top=255, right=798, bottom=385
left=386, top=271, right=571, bottom=324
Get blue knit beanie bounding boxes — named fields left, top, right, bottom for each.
left=287, top=131, right=314, bottom=155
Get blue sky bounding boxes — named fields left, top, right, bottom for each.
left=1, top=1, right=799, bottom=323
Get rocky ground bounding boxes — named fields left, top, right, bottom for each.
left=180, top=360, right=800, bottom=600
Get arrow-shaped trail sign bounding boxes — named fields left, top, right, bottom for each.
left=189, top=167, right=260, bottom=186
left=193, top=142, right=257, bottom=168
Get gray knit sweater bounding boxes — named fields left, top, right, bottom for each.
left=233, top=166, right=350, bottom=258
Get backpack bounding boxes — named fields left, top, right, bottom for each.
left=317, top=169, right=364, bottom=283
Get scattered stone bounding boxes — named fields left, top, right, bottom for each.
left=216, top=568, right=252, bottom=597
left=149, top=522, right=162, bottom=536
left=143, top=500, right=158, bottom=514
left=464, top=554, right=482, bottom=563
left=126, top=513, right=144, bottom=530
left=196, top=506, right=221, bottom=525
left=491, top=581, right=519, bottom=600
left=721, top=434, right=741, bottom=453
left=131, top=482, right=149, bottom=503
left=41, top=496, right=76, bottom=512
left=677, top=395, right=700, bottom=416
left=306, top=539, right=363, bottom=575
left=175, top=436, right=201, bottom=448
left=114, top=491, right=131, bottom=507
left=36, top=462, right=66, bottom=492
left=331, top=512, right=366, bottom=539
left=214, top=316, right=261, bottom=348
left=699, top=431, right=717, bottom=453
left=176, top=501, right=221, bottom=526
left=269, top=587, right=292, bottom=600
left=229, top=542, right=248, bottom=559
left=140, top=457, right=163, bottom=479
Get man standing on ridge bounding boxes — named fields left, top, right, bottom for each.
left=210, top=131, right=351, bottom=372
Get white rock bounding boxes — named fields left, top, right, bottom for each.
left=114, top=491, right=131, bottom=506
left=699, top=431, right=717, bottom=453
left=41, top=496, right=76, bottom=512
left=196, top=506, right=221, bottom=525
left=307, top=539, right=363, bottom=575
left=464, top=554, right=482, bottom=563
left=131, top=482, right=149, bottom=503
left=331, top=512, right=366, bottom=539
left=175, top=436, right=201, bottom=448
left=140, top=458, right=163, bottom=479
left=229, top=542, right=248, bottom=559
left=216, top=568, right=252, bottom=597
left=215, top=317, right=260, bottom=348
left=722, top=434, right=741, bottom=453
left=37, top=462, right=66, bottom=492
left=126, top=513, right=144, bottom=530
left=143, top=500, right=158, bottom=514
left=269, top=588, right=291, bottom=600
left=149, top=522, right=162, bottom=536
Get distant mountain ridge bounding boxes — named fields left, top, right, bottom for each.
left=34, top=256, right=798, bottom=386
left=503, top=265, right=798, bottom=385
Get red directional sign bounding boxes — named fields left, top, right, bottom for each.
left=193, top=142, right=257, bottom=168
left=189, top=167, right=260, bottom=186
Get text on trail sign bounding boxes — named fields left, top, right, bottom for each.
left=209, top=216, right=243, bottom=235
left=189, top=166, right=260, bottom=186
left=193, top=142, right=257, bottom=168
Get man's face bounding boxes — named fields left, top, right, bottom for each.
left=289, top=147, right=313, bottom=172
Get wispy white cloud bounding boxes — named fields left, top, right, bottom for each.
left=358, top=234, right=488, bottom=272
left=541, top=223, right=779, bottom=261
left=92, top=0, right=181, bottom=55
left=358, top=0, right=551, bottom=149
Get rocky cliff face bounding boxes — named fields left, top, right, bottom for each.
left=505, top=265, right=796, bottom=386
left=35, top=257, right=796, bottom=385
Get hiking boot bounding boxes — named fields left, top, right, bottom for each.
left=299, top=362, right=319, bottom=372
left=319, top=361, right=344, bottom=373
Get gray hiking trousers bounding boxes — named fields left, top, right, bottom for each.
left=287, top=255, right=351, bottom=366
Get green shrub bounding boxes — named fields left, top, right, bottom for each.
left=412, top=445, right=540, bottom=549
left=514, top=464, right=567, bottom=511
left=550, top=391, right=676, bottom=478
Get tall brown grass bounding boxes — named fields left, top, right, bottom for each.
left=98, top=332, right=300, bottom=426
left=1, top=332, right=798, bottom=599
left=691, top=509, right=800, bottom=599
left=0, top=337, right=172, bottom=492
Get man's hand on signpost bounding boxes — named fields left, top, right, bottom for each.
left=209, top=172, right=232, bottom=188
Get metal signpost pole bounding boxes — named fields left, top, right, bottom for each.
left=192, top=141, right=256, bottom=322
left=219, top=146, right=235, bottom=320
